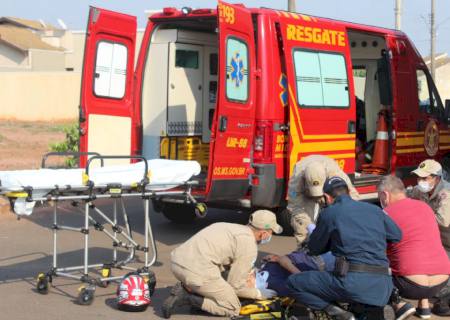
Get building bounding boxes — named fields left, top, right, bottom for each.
left=0, top=17, right=75, bottom=71
left=423, top=53, right=450, bottom=102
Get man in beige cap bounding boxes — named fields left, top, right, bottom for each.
left=287, top=155, right=359, bottom=246
left=410, top=159, right=450, bottom=256
left=162, top=210, right=282, bottom=318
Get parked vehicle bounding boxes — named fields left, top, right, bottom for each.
left=78, top=1, right=450, bottom=228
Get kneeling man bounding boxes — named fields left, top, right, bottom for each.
left=162, top=210, right=282, bottom=318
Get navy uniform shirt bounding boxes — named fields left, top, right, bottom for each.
left=308, top=194, right=402, bottom=306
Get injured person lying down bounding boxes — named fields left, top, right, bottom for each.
left=249, top=230, right=335, bottom=296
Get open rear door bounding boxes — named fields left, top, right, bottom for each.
left=206, top=1, right=256, bottom=200
left=79, top=7, right=136, bottom=166
left=278, top=16, right=356, bottom=177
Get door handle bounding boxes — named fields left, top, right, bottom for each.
left=417, top=120, right=424, bottom=131
left=219, top=116, right=228, bottom=132
left=348, top=120, right=356, bottom=134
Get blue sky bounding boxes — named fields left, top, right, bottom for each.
left=1, top=0, right=449, bottom=56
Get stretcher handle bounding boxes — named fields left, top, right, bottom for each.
left=41, top=152, right=104, bottom=168
left=85, top=155, right=149, bottom=185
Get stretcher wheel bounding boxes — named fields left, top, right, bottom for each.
left=194, top=203, right=207, bottom=218
left=97, top=267, right=111, bottom=288
left=36, top=273, right=49, bottom=294
left=77, top=286, right=95, bottom=305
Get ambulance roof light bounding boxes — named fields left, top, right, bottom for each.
left=181, top=7, right=192, bottom=15
left=163, top=7, right=177, bottom=15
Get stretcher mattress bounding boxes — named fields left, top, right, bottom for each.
left=0, top=159, right=201, bottom=216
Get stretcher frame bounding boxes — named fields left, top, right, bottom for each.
left=0, top=153, right=200, bottom=303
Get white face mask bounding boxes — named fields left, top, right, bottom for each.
left=418, top=180, right=433, bottom=193
left=260, top=234, right=272, bottom=245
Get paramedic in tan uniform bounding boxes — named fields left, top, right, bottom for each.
left=287, top=155, right=360, bottom=246
left=409, top=159, right=450, bottom=256
left=161, top=210, right=282, bottom=318
left=409, top=159, right=450, bottom=316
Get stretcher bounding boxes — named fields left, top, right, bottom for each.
left=0, top=153, right=202, bottom=305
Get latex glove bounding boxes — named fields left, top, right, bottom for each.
left=306, top=223, right=316, bottom=234
left=257, top=288, right=277, bottom=299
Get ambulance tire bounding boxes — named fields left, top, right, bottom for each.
left=276, top=208, right=294, bottom=236
left=442, top=155, right=450, bottom=181
left=162, top=203, right=196, bottom=224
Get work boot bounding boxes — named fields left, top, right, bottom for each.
left=161, top=282, right=191, bottom=319
left=324, top=304, right=356, bottom=320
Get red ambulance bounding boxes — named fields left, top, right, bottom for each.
left=78, top=1, right=450, bottom=228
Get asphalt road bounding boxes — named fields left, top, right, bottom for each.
left=0, top=199, right=295, bottom=320
left=0, top=198, right=446, bottom=320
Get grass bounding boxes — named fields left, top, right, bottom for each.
left=0, top=120, right=77, bottom=133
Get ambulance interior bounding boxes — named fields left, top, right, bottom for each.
left=141, top=19, right=218, bottom=176
left=347, top=31, right=392, bottom=174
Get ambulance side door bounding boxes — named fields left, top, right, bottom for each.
left=278, top=17, right=356, bottom=177
left=206, top=1, right=256, bottom=200
left=79, top=7, right=137, bottom=166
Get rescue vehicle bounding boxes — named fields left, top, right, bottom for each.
left=78, top=1, right=450, bottom=230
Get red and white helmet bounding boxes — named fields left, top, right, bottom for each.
left=117, top=274, right=150, bottom=311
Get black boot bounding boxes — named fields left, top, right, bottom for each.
left=324, top=304, right=356, bottom=320
left=162, top=282, right=191, bottom=319
left=432, top=298, right=450, bottom=316
left=189, top=294, right=206, bottom=315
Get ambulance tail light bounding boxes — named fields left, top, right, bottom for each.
left=254, top=121, right=273, bottom=162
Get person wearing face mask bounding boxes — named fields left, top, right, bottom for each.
left=287, top=176, right=402, bottom=320
left=378, top=175, right=450, bottom=319
left=409, top=159, right=450, bottom=257
left=162, top=210, right=282, bottom=318
left=287, top=155, right=360, bottom=247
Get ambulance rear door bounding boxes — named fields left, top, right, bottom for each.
left=79, top=7, right=137, bottom=166
left=278, top=16, right=356, bottom=177
left=206, top=1, right=257, bottom=200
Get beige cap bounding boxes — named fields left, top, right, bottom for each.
left=304, top=162, right=327, bottom=197
left=249, top=210, right=283, bottom=234
left=412, top=159, right=442, bottom=177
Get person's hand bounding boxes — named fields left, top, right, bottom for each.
left=246, top=269, right=256, bottom=288
left=262, top=254, right=280, bottom=262
left=306, top=223, right=316, bottom=234
left=257, top=288, right=277, bottom=299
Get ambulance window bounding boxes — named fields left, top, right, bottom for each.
left=94, top=41, right=128, bottom=99
left=175, top=50, right=199, bottom=69
left=226, top=37, right=249, bottom=102
left=416, top=69, right=431, bottom=113
left=294, top=50, right=349, bottom=108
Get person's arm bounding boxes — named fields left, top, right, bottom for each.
left=278, top=255, right=301, bottom=274
left=436, top=191, right=450, bottom=227
left=383, top=212, right=402, bottom=243
left=308, top=211, right=332, bottom=255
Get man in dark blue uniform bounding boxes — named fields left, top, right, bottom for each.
left=287, top=176, right=402, bottom=320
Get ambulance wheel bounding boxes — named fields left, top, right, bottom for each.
left=36, top=273, right=49, bottom=294
left=442, top=155, right=450, bottom=180
left=77, top=287, right=95, bottom=305
left=276, top=208, right=294, bottom=236
left=162, top=203, right=196, bottom=224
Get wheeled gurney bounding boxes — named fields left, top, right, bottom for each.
left=0, top=153, right=202, bottom=304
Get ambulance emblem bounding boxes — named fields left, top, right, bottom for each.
left=424, top=119, right=439, bottom=156
left=279, top=74, right=288, bottom=107
left=230, top=52, right=245, bottom=87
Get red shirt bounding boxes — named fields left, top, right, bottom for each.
left=385, top=197, right=450, bottom=275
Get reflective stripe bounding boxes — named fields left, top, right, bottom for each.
left=376, top=131, right=389, bottom=140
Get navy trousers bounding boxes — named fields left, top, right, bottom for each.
left=287, top=271, right=393, bottom=310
